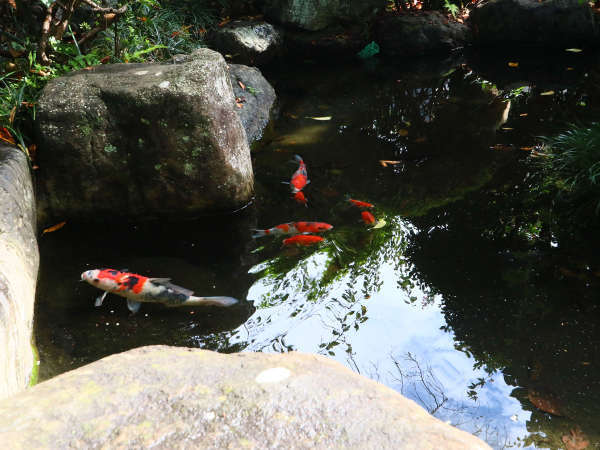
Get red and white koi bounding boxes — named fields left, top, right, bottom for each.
left=293, top=190, right=308, bottom=206
left=286, top=155, right=310, bottom=193
left=252, top=221, right=333, bottom=238
left=283, top=235, right=324, bottom=246
left=81, top=268, right=238, bottom=313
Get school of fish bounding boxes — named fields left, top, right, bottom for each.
left=82, top=154, right=381, bottom=313
left=253, top=154, right=380, bottom=248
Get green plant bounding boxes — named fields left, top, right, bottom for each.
left=539, top=123, right=600, bottom=214
left=443, top=0, right=460, bottom=17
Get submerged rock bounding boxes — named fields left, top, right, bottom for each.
left=36, top=48, right=253, bottom=223
left=0, top=144, right=38, bottom=400
left=470, top=0, right=598, bottom=47
left=229, top=63, right=277, bottom=145
left=210, top=20, right=283, bottom=66
left=0, top=345, right=491, bottom=448
left=263, top=0, right=381, bottom=31
left=376, top=11, right=470, bottom=57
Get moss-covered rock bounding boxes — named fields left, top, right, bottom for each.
left=36, top=48, right=254, bottom=223
left=0, top=345, right=490, bottom=448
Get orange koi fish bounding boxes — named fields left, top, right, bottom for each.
left=81, top=268, right=238, bottom=313
left=253, top=221, right=333, bottom=238
left=283, top=235, right=324, bottom=246
left=348, top=198, right=374, bottom=209
left=293, top=190, right=308, bottom=206
left=361, top=211, right=376, bottom=225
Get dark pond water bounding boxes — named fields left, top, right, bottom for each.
left=36, top=48, right=600, bottom=448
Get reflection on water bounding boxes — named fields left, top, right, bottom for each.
left=36, top=51, right=600, bottom=448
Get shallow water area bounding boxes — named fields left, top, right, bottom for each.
left=36, top=49, right=600, bottom=448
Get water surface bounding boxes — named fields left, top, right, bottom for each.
left=36, top=49, right=600, bottom=448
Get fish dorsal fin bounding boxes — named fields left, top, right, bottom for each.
left=150, top=278, right=194, bottom=296
left=127, top=299, right=141, bottom=314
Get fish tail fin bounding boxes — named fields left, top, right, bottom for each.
left=294, top=154, right=303, bottom=163
left=185, top=296, right=239, bottom=307
left=252, top=229, right=268, bottom=238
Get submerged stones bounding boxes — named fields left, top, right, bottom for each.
left=469, top=0, right=598, bottom=47
left=0, top=144, right=38, bottom=400
left=0, top=345, right=491, bottom=449
left=36, top=48, right=255, bottom=222
left=376, top=11, right=470, bottom=57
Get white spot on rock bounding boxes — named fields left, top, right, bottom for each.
left=158, top=81, right=170, bottom=89
left=255, top=367, right=291, bottom=384
left=134, top=70, right=149, bottom=75
left=155, top=71, right=163, bottom=76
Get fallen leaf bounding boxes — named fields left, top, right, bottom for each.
left=27, top=144, right=37, bottom=160
left=218, top=17, right=230, bottom=27
left=9, top=106, right=16, bottom=124
left=0, top=127, right=15, bottom=145
left=520, top=146, right=534, bottom=151
left=100, top=55, right=110, bottom=64
left=398, top=129, right=409, bottom=137
left=238, top=80, right=246, bottom=90
left=305, top=116, right=332, bottom=121
left=42, top=221, right=66, bottom=234
left=236, top=102, right=243, bottom=109
left=562, top=427, right=589, bottom=450
left=379, top=160, right=401, bottom=167
left=491, top=144, right=513, bottom=151
left=508, top=61, right=519, bottom=67
left=540, top=90, right=555, bottom=96
left=501, top=127, right=514, bottom=131
left=565, top=48, right=583, bottom=53
left=372, top=219, right=386, bottom=229
left=32, top=165, right=39, bottom=170
left=519, top=113, right=528, bottom=117
left=566, top=67, right=575, bottom=71
left=414, top=136, right=427, bottom=143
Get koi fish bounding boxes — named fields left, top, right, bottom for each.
left=283, top=235, right=324, bottom=246
left=348, top=198, right=374, bottom=209
left=293, top=190, right=308, bottom=206
left=361, top=211, right=376, bottom=225
left=286, top=155, right=310, bottom=193
left=252, top=221, right=333, bottom=238
left=81, top=268, right=238, bottom=313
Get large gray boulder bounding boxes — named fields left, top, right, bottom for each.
left=376, top=11, right=470, bottom=57
left=36, top=48, right=254, bottom=223
left=0, top=144, right=38, bottom=400
left=470, top=0, right=598, bottom=47
left=0, top=346, right=491, bottom=448
left=263, top=0, right=382, bottom=31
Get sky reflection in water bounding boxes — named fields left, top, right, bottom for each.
left=236, top=218, right=531, bottom=448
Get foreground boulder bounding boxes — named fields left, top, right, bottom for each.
left=0, top=144, right=38, bottom=400
left=36, top=48, right=253, bottom=222
left=376, top=12, right=470, bottom=57
left=470, top=0, right=598, bottom=47
left=0, top=346, right=490, bottom=448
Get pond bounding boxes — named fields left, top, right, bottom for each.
left=36, top=48, right=600, bottom=448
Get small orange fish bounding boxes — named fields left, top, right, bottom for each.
left=361, top=211, right=375, bottom=225
left=349, top=198, right=374, bottom=209
left=293, top=190, right=308, bottom=206
left=283, top=235, right=324, bottom=246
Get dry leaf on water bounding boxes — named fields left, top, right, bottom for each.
left=42, top=221, right=66, bottom=234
